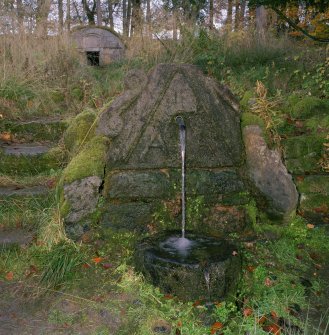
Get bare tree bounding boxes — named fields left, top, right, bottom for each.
left=82, top=0, right=96, bottom=24
left=66, top=0, right=71, bottom=30
left=36, top=0, right=52, bottom=36
left=226, top=0, right=233, bottom=26
left=146, top=0, right=151, bottom=36
left=96, top=0, right=102, bottom=25
left=209, top=0, right=214, bottom=29
left=108, top=0, right=114, bottom=27
left=58, top=0, right=64, bottom=32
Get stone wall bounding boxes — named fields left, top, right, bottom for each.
left=61, top=64, right=299, bottom=239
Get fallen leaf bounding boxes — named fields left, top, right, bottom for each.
left=243, top=308, right=253, bottom=317
left=270, top=311, right=279, bottom=321
left=210, top=322, right=223, bottom=334
left=164, top=294, right=174, bottom=300
left=0, top=132, right=12, bottom=142
left=296, top=175, right=304, bottom=182
left=263, top=324, right=281, bottom=334
left=177, top=320, right=182, bottom=327
left=82, top=263, right=91, bottom=269
left=265, top=277, right=273, bottom=287
left=45, top=178, right=57, bottom=189
left=307, top=224, right=315, bottom=229
left=257, top=315, right=266, bottom=324
left=246, top=265, right=255, bottom=272
left=192, top=300, right=202, bottom=307
left=5, top=271, right=14, bottom=281
left=92, top=257, right=103, bottom=264
left=102, top=262, right=112, bottom=269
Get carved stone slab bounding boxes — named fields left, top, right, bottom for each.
left=97, top=64, right=243, bottom=169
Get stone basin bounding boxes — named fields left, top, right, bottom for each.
left=135, top=230, right=242, bottom=302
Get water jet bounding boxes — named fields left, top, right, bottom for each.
left=135, top=116, right=242, bottom=302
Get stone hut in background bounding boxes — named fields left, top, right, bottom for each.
left=71, top=26, right=125, bottom=66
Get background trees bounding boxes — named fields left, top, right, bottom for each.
left=0, top=0, right=328, bottom=42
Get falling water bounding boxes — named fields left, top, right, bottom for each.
left=176, top=116, right=186, bottom=239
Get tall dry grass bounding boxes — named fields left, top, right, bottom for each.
left=0, top=33, right=86, bottom=119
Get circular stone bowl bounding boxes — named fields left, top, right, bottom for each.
left=135, top=230, right=242, bottom=302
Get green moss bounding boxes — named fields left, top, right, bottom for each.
left=305, top=114, right=329, bottom=133
left=300, top=193, right=329, bottom=211
left=63, top=110, right=98, bottom=154
left=61, top=136, right=109, bottom=184
left=241, top=112, right=265, bottom=129
left=296, top=175, right=329, bottom=195
left=240, top=90, right=254, bottom=112
left=282, top=134, right=326, bottom=159
left=0, top=119, right=68, bottom=142
left=285, top=157, right=321, bottom=174
left=290, top=96, right=329, bottom=119
left=0, top=147, right=64, bottom=176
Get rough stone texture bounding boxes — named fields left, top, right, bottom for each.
left=102, top=202, right=154, bottom=232
left=243, top=125, right=299, bottom=218
left=203, top=205, right=247, bottom=235
left=0, top=229, right=33, bottom=250
left=63, top=176, right=102, bottom=224
left=96, top=64, right=248, bottom=233
left=135, top=231, right=242, bottom=301
left=1, top=143, right=50, bottom=156
left=0, top=186, right=48, bottom=197
left=72, top=27, right=125, bottom=65
left=98, top=64, right=243, bottom=169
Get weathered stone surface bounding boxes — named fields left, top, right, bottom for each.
left=0, top=186, right=48, bottom=197
left=72, top=27, right=125, bottom=65
left=63, top=176, right=102, bottom=223
left=102, top=202, right=153, bottom=231
left=243, top=125, right=298, bottom=218
left=98, top=64, right=243, bottom=169
left=135, top=231, right=242, bottom=301
left=1, top=143, right=50, bottom=156
left=107, top=171, right=172, bottom=199
left=105, top=169, right=245, bottom=200
left=0, top=229, right=33, bottom=250
left=203, top=205, right=247, bottom=235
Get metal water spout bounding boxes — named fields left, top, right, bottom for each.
left=175, top=116, right=186, bottom=238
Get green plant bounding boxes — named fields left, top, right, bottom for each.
left=40, top=242, right=84, bottom=288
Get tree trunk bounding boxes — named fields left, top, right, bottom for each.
left=36, top=0, right=51, bottom=36
left=173, top=11, right=178, bottom=40
left=239, top=0, right=246, bottom=29
left=96, top=0, right=102, bottom=26
left=146, top=0, right=151, bottom=36
left=127, top=0, right=131, bottom=36
left=66, top=0, right=71, bottom=30
left=234, top=0, right=240, bottom=30
left=16, top=0, right=24, bottom=33
left=131, top=0, right=142, bottom=36
left=209, top=0, right=214, bottom=30
left=226, top=0, right=233, bottom=27
left=58, top=0, right=64, bottom=32
left=108, top=0, right=114, bottom=27
left=82, top=0, right=96, bottom=25
left=256, top=5, right=267, bottom=41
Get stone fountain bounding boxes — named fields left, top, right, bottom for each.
left=135, top=115, right=242, bottom=301
left=60, top=64, right=298, bottom=300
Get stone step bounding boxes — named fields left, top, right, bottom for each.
left=0, top=229, right=34, bottom=250
left=0, top=142, right=64, bottom=176
left=0, top=117, right=68, bottom=143
left=1, top=143, right=50, bottom=156
left=0, top=185, right=49, bottom=197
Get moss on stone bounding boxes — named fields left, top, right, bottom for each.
left=282, top=134, right=326, bottom=159
left=285, top=157, right=322, bottom=175
left=63, top=110, right=98, bottom=154
left=305, top=115, right=329, bottom=133
left=296, top=175, right=329, bottom=195
left=61, top=135, right=109, bottom=184
left=241, top=112, right=265, bottom=129
left=290, top=96, right=329, bottom=119
left=240, top=90, right=254, bottom=112
left=300, top=193, right=329, bottom=211
left=0, top=120, right=68, bottom=142
left=0, top=147, right=64, bottom=176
